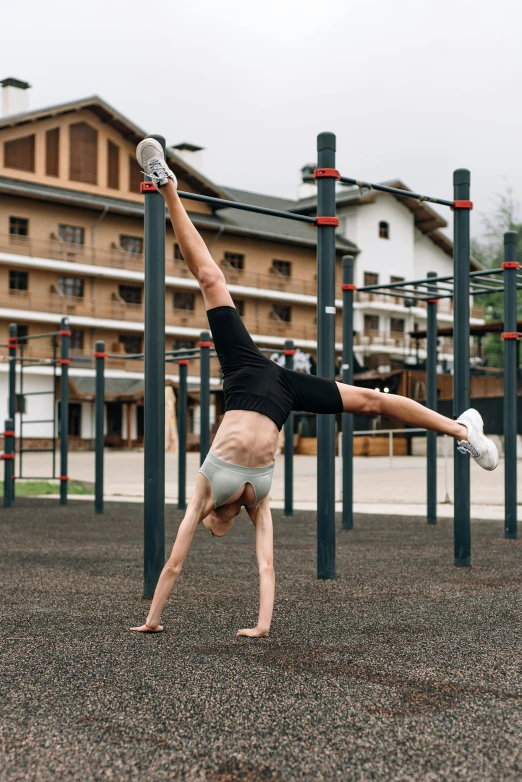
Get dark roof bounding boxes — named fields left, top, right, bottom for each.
left=1, top=77, right=31, bottom=90
left=173, top=142, right=204, bottom=152
left=0, top=176, right=356, bottom=252
left=70, top=377, right=144, bottom=400
left=411, top=320, right=521, bottom=339
left=220, top=186, right=297, bottom=212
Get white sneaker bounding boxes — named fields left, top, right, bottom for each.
left=136, top=138, right=177, bottom=188
left=456, top=408, right=499, bottom=471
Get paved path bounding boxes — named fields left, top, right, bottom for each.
left=19, top=450, right=519, bottom=521
left=1, top=500, right=520, bottom=781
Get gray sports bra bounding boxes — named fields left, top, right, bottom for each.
left=199, top=451, right=274, bottom=509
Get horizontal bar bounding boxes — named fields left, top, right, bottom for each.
left=178, top=190, right=317, bottom=223
left=21, top=391, right=55, bottom=396
left=18, top=448, right=55, bottom=453
left=16, top=476, right=58, bottom=481
left=17, top=331, right=61, bottom=341
left=21, top=419, right=55, bottom=425
left=353, top=427, right=427, bottom=435
left=339, top=176, right=454, bottom=208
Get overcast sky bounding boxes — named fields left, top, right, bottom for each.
left=3, top=0, right=522, bottom=237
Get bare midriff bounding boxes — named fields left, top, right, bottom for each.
left=210, top=410, right=279, bottom=467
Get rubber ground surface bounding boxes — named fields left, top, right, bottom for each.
left=1, top=500, right=521, bottom=781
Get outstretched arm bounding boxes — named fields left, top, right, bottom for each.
left=131, top=476, right=213, bottom=632
left=237, top=497, right=275, bottom=638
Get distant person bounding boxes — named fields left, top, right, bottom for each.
left=131, top=139, right=498, bottom=637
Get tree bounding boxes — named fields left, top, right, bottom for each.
left=470, top=189, right=522, bottom=368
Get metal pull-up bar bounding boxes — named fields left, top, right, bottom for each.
left=337, top=175, right=459, bottom=209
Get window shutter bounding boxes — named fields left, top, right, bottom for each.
left=69, top=122, right=98, bottom=184
left=107, top=140, right=120, bottom=189
left=46, top=128, right=60, bottom=176
left=4, top=134, right=35, bottom=172
left=129, top=155, right=142, bottom=193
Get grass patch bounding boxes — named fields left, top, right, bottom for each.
left=0, top=480, right=93, bottom=497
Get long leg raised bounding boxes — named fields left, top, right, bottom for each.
left=161, top=181, right=233, bottom=311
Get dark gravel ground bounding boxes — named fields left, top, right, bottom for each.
left=1, top=499, right=521, bottom=782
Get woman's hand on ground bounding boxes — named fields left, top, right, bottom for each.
left=130, top=624, right=164, bottom=633
left=236, top=627, right=269, bottom=638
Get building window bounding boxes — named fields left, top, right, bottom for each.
left=119, top=334, right=142, bottom=355
left=16, top=325, right=29, bottom=343
left=174, top=244, right=184, bottom=261
left=129, top=155, right=142, bottom=192
left=120, top=235, right=143, bottom=255
left=271, top=260, right=292, bottom=277
left=69, top=122, right=98, bottom=185
left=46, top=128, right=60, bottom=177
left=4, top=134, right=35, bottom=172
left=119, top=284, right=142, bottom=305
left=58, top=277, right=84, bottom=298
left=173, top=292, right=195, bottom=311
left=223, top=251, right=244, bottom=271
left=59, top=224, right=84, bottom=246
left=390, top=275, right=404, bottom=285
left=364, top=272, right=379, bottom=287
left=379, top=221, right=389, bottom=239
left=9, top=270, right=28, bottom=291
left=390, top=318, right=405, bottom=335
left=107, top=140, right=120, bottom=189
left=271, top=304, right=292, bottom=323
left=68, top=403, right=82, bottom=437
left=364, top=314, right=380, bottom=335
left=232, top=298, right=245, bottom=317
left=9, top=217, right=29, bottom=237
left=173, top=338, right=195, bottom=351
left=70, top=329, right=84, bottom=351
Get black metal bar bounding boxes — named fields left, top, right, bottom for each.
left=199, top=331, right=211, bottom=465
left=316, top=132, right=337, bottom=580
left=341, top=256, right=355, bottom=531
left=21, top=419, right=55, bottom=425
left=59, top=317, right=69, bottom=505
left=143, top=134, right=166, bottom=598
left=284, top=339, right=295, bottom=517
left=177, top=360, right=188, bottom=510
left=3, top=419, right=14, bottom=508
left=21, top=391, right=56, bottom=396
left=503, top=232, right=518, bottom=540
left=8, top=324, right=16, bottom=501
left=338, top=176, right=454, bottom=208
left=19, top=448, right=55, bottom=453
left=52, top=337, right=57, bottom=480
left=19, top=339, right=24, bottom=479
left=95, top=341, right=105, bottom=515
left=177, top=190, right=317, bottom=223
left=19, top=330, right=62, bottom=341
left=426, top=272, right=438, bottom=525
left=453, top=172, right=471, bottom=567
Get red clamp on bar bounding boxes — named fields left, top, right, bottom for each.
left=501, top=262, right=520, bottom=270
left=1, top=454, right=14, bottom=461
left=3, top=431, right=15, bottom=437
left=178, top=359, right=190, bottom=365
left=501, top=332, right=520, bottom=340
left=427, top=298, right=439, bottom=304
left=451, top=200, right=473, bottom=210
left=7, top=337, right=17, bottom=346
left=313, top=168, right=341, bottom=180
left=93, top=352, right=108, bottom=359
left=283, top=349, right=296, bottom=356
left=341, top=283, right=357, bottom=291
left=140, top=181, right=157, bottom=193
left=59, top=330, right=71, bottom=337
left=315, top=217, right=339, bottom=227
left=198, top=342, right=213, bottom=348
left=59, top=359, right=71, bottom=366
left=59, top=476, right=69, bottom=481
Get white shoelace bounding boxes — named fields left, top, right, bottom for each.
left=141, top=157, right=170, bottom=186
left=457, top=440, right=481, bottom=459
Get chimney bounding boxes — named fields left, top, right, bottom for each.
left=172, top=142, right=204, bottom=173
left=298, top=162, right=318, bottom=200
left=1, top=78, right=31, bottom=117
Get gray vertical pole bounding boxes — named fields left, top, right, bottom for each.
left=426, top=271, right=438, bottom=525
left=94, top=341, right=106, bottom=514
left=143, top=134, right=166, bottom=597
left=59, top=317, right=70, bottom=506
left=284, top=339, right=295, bottom=516
left=3, top=419, right=14, bottom=507
left=502, top=231, right=518, bottom=539
left=341, top=256, right=355, bottom=530
left=8, top=324, right=16, bottom=501
left=177, top=360, right=188, bottom=510
left=316, top=132, right=337, bottom=580
left=199, top=331, right=211, bottom=465
left=453, top=172, right=472, bottom=566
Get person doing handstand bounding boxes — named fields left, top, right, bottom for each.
left=131, top=139, right=498, bottom=638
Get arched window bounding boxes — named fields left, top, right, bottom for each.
left=69, top=122, right=98, bottom=184
left=379, top=221, right=389, bottom=239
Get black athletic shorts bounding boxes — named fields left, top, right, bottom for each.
left=206, top=306, right=343, bottom=430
